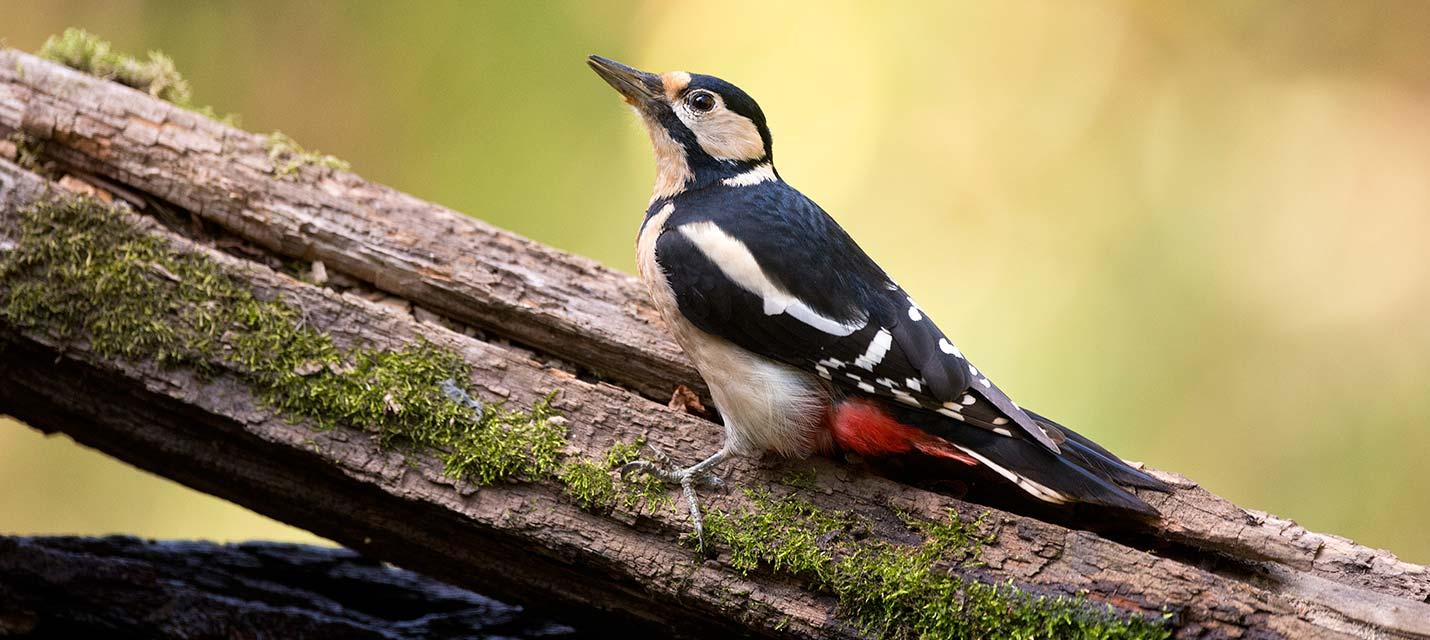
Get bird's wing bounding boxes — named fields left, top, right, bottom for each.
left=654, top=191, right=1060, bottom=452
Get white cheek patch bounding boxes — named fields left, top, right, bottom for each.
left=673, top=95, right=766, bottom=162
left=678, top=221, right=866, bottom=336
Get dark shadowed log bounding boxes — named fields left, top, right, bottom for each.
left=0, top=536, right=579, bottom=639
left=2, top=49, right=1430, bottom=639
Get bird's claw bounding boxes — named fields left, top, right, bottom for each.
left=616, top=444, right=731, bottom=550
left=618, top=443, right=674, bottom=481
left=618, top=458, right=724, bottom=488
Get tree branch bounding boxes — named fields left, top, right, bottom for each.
left=2, top=49, right=1428, bottom=639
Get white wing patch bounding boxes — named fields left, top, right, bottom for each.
left=936, top=407, right=966, bottom=421
left=938, top=338, right=963, bottom=358
left=678, top=221, right=866, bottom=336
left=907, top=297, right=925, bottom=321
left=854, top=328, right=893, bottom=371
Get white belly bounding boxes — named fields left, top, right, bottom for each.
left=637, top=205, right=829, bottom=457
left=670, top=324, right=829, bottom=457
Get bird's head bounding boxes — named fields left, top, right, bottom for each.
left=588, top=55, right=775, bottom=202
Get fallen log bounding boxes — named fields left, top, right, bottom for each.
left=2, top=48, right=1423, bottom=593
left=0, top=535, right=576, bottom=639
left=2, top=46, right=1429, bottom=639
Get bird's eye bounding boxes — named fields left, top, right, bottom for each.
left=688, top=91, right=716, bottom=113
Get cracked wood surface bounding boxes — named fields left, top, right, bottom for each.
left=0, top=47, right=1424, bottom=637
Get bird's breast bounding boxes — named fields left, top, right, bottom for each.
left=636, top=203, right=680, bottom=325
left=635, top=203, right=830, bottom=457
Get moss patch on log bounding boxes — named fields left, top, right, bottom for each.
left=0, top=197, right=666, bottom=508
left=37, top=28, right=238, bottom=125
left=264, top=131, right=351, bottom=179
left=559, top=437, right=671, bottom=512
left=4, top=133, right=49, bottom=175
left=35, top=27, right=346, bottom=177
left=0, top=197, right=558, bottom=484
left=704, top=490, right=1172, bottom=640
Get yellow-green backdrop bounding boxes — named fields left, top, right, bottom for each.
left=3, top=1, right=1427, bottom=562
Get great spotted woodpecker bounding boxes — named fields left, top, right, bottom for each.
left=588, top=55, right=1169, bottom=540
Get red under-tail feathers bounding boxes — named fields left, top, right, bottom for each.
left=825, top=399, right=976, bottom=465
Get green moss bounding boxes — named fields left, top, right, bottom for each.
left=33, top=28, right=355, bottom=179
left=705, top=488, right=859, bottom=581
left=560, top=436, right=672, bottom=512
left=39, top=28, right=190, bottom=104
left=603, top=438, right=644, bottom=467
left=265, top=131, right=351, bottom=178
left=703, top=491, right=1171, bottom=640
left=0, top=198, right=557, bottom=485
left=780, top=466, right=819, bottom=490
left=0, top=196, right=675, bottom=509
left=5, top=133, right=48, bottom=175
left=37, top=28, right=237, bottom=126
left=557, top=458, right=617, bottom=510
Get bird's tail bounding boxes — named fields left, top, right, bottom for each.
left=921, top=410, right=1170, bottom=517
left=1026, top=409, right=1170, bottom=492
left=827, top=399, right=1170, bottom=516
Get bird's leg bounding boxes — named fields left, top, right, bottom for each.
left=620, top=444, right=732, bottom=548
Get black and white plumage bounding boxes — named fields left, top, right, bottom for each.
left=651, top=179, right=1059, bottom=451
left=589, top=56, right=1168, bottom=535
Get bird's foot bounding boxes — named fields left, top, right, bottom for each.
left=619, top=444, right=730, bottom=549
left=618, top=444, right=725, bottom=487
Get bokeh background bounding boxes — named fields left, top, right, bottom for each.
left=3, top=1, right=1427, bottom=561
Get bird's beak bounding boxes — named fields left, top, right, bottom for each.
left=587, top=55, right=663, bottom=107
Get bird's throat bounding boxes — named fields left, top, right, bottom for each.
left=643, top=114, right=693, bottom=204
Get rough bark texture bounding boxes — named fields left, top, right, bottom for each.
left=0, top=536, right=579, bottom=639
left=2, top=49, right=1429, bottom=639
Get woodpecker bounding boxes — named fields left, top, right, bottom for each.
left=588, top=55, right=1169, bottom=540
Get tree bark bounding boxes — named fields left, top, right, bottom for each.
left=2, top=49, right=1429, bottom=639
left=0, top=536, right=578, bottom=639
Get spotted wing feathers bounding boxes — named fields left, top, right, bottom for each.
left=836, top=289, right=1061, bottom=453
left=651, top=184, right=1058, bottom=452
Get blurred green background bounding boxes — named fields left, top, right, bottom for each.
left=3, top=1, right=1428, bottom=561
